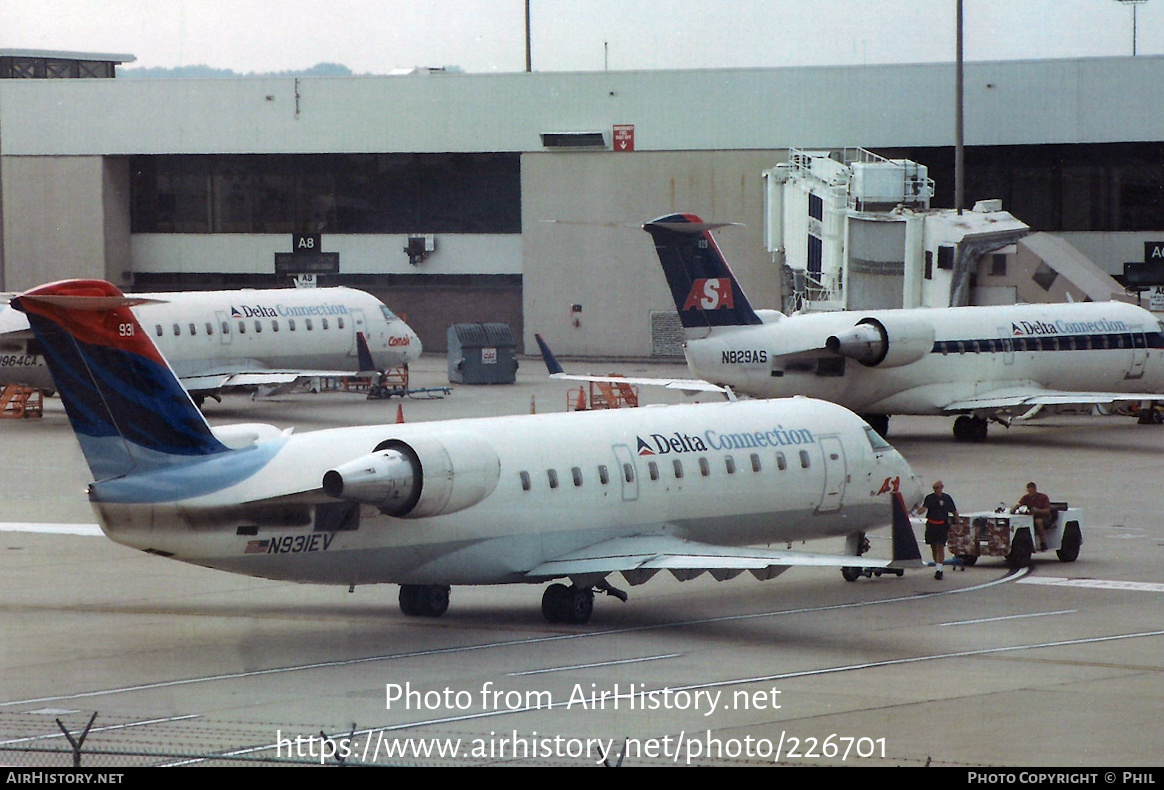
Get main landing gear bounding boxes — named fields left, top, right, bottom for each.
left=952, top=415, right=989, bottom=443
left=541, top=581, right=627, bottom=624
left=398, top=584, right=450, bottom=617
left=840, top=531, right=906, bottom=581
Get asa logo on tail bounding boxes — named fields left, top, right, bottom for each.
left=682, top=278, right=735, bottom=311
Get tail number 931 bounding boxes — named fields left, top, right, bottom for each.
left=118, top=323, right=135, bottom=337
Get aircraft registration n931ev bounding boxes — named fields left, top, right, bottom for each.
left=12, top=279, right=923, bottom=624
left=643, top=213, right=1164, bottom=441
left=0, top=284, right=420, bottom=404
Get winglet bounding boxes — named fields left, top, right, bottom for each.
left=534, top=333, right=565, bottom=376
left=890, top=492, right=924, bottom=565
left=356, top=331, right=377, bottom=372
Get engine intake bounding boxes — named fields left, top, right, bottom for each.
left=826, top=315, right=935, bottom=368
left=322, top=433, right=500, bottom=518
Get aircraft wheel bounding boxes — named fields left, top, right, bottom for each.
left=418, top=585, right=450, bottom=617
left=971, top=417, right=989, bottom=442
left=841, top=566, right=862, bottom=582
left=1005, top=531, right=1034, bottom=568
left=399, top=585, right=421, bottom=616
left=566, top=587, right=594, bottom=624
left=541, top=583, right=571, bottom=623
left=400, top=584, right=450, bottom=617
left=1057, top=522, right=1082, bottom=562
left=953, top=415, right=972, bottom=442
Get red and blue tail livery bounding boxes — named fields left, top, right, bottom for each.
left=643, top=213, right=762, bottom=330
left=11, top=279, right=229, bottom=480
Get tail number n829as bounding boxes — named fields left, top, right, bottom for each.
left=722, top=349, right=768, bottom=365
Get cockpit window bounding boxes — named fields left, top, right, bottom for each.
left=380, top=305, right=397, bottom=322
left=864, top=426, right=892, bottom=452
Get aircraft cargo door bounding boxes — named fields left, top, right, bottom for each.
left=815, top=436, right=847, bottom=514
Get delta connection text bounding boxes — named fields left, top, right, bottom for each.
left=230, top=301, right=350, bottom=319
left=638, top=424, right=816, bottom=456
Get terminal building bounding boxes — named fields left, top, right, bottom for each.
left=1, top=50, right=1162, bottom=355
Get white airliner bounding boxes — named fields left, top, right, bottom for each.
left=0, top=285, right=421, bottom=402
left=11, top=279, right=923, bottom=623
left=639, top=213, right=1164, bottom=441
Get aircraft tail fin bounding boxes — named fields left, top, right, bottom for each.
left=890, top=492, right=924, bottom=565
left=534, top=333, right=565, bottom=375
left=643, top=213, right=762, bottom=331
left=11, top=280, right=230, bottom=481
left=355, top=331, right=377, bottom=372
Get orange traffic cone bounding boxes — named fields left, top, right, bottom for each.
left=396, top=404, right=405, bottom=424
left=530, top=394, right=536, bottom=414
left=575, top=388, right=587, bottom=412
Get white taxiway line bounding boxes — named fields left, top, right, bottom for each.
left=936, top=609, right=1077, bottom=627
left=1018, top=576, right=1164, bottom=593
left=0, top=523, right=102, bottom=536
left=507, top=653, right=683, bottom=677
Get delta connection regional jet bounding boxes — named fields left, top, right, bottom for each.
left=11, top=279, right=923, bottom=624
left=0, top=284, right=420, bottom=403
left=640, top=213, right=1164, bottom=442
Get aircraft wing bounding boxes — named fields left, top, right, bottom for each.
left=526, top=493, right=923, bottom=583
left=525, top=534, right=918, bottom=585
left=533, top=333, right=730, bottom=396
left=180, top=369, right=365, bottom=394
left=943, top=387, right=1164, bottom=411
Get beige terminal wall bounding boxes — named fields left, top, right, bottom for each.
left=1, top=155, right=130, bottom=291
left=522, top=149, right=783, bottom=358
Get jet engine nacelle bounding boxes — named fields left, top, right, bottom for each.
left=322, top=433, right=501, bottom=518
left=825, top=315, right=935, bottom=368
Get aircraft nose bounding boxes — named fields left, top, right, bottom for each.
left=899, top=459, right=925, bottom=510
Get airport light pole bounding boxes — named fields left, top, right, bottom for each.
left=1116, top=0, right=1149, bottom=56
left=955, top=0, right=964, bottom=214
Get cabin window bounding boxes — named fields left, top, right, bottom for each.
left=547, top=469, right=559, bottom=489
left=154, top=324, right=163, bottom=337
left=322, top=318, right=330, bottom=330
left=306, top=319, right=314, bottom=331
left=272, top=320, right=279, bottom=332
left=519, top=471, right=531, bottom=491
left=750, top=453, right=762, bottom=472
left=172, top=323, right=180, bottom=336
left=724, top=456, right=736, bottom=474
left=289, top=319, right=296, bottom=331
left=221, top=321, right=230, bottom=335
left=205, top=322, right=214, bottom=336
left=776, top=452, right=787, bottom=471
left=799, top=450, right=811, bottom=469
left=623, top=463, right=635, bottom=483
left=254, top=320, right=262, bottom=333
left=338, top=317, right=345, bottom=330
left=598, top=465, right=609, bottom=485
left=238, top=321, right=246, bottom=334
left=571, top=467, right=583, bottom=487
left=699, top=457, right=710, bottom=477
left=188, top=323, right=196, bottom=336
left=673, top=459, right=684, bottom=479
left=648, top=461, right=659, bottom=481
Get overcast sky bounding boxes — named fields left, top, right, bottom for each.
left=0, top=0, right=1160, bottom=74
